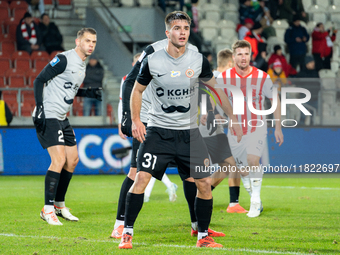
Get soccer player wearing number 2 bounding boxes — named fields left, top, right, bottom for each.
left=218, top=40, right=284, bottom=218
left=33, top=28, right=102, bottom=225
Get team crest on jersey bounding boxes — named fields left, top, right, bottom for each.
left=50, top=56, right=60, bottom=67
left=185, top=69, right=194, bottom=78
left=203, top=158, right=210, bottom=167
left=171, top=71, right=181, bottom=77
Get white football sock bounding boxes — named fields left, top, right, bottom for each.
left=123, top=227, right=133, bottom=236
left=241, top=175, right=252, bottom=196
left=145, top=177, right=156, bottom=198
left=114, top=219, right=124, bottom=229
left=250, top=178, right=262, bottom=203
left=44, top=205, right=54, bottom=214
left=198, top=232, right=208, bottom=240
left=229, top=202, right=238, bottom=207
left=191, top=221, right=198, bottom=231
left=54, top=201, right=65, bottom=208
left=161, top=174, right=172, bottom=189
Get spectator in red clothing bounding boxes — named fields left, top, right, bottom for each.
left=238, top=18, right=254, bottom=40
left=268, top=45, right=297, bottom=77
left=244, top=22, right=264, bottom=61
left=312, top=23, right=337, bottom=71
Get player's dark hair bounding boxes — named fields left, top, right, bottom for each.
left=232, top=40, right=251, bottom=55
left=77, top=28, right=97, bottom=38
left=217, top=48, right=233, bottom=68
left=165, top=11, right=191, bottom=30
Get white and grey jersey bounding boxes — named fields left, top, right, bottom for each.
left=137, top=48, right=213, bottom=130
left=33, top=49, right=86, bottom=120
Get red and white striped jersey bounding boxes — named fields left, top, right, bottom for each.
left=218, top=66, right=274, bottom=135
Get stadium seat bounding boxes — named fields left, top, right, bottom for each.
left=7, top=69, right=26, bottom=88
left=308, top=5, right=327, bottom=24
left=44, top=0, right=55, bottom=17
left=1, top=41, right=16, bottom=54
left=266, top=36, right=286, bottom=55
left=54, top=0, right=74, bottom=18
left=0, top=7, right=10, bottom=21
left=302, top=0, right=313, bottom=9
left=227, top=0, right=239, bottom=8
left=319, top=69, right=336, bottom=79
left=200, top=4, right=221, bottom=23
left=315, top=0, right=331, bottom=9
left=31, top=51, right=50, bottom=61
left=34, top=59, right=49, bottom=72
left=9, top=1, right=29, bottom=9
left=219, top=27, right=237, bottom=38
left=139, top=0, right=153, bottom=7
left=307, top=20, right=317, bottom=33
left=5, top=17, right=20, bottom=40
left=212, top=36, right=232, bottom=53
left=26, top=68, right=39, bottom=87
left=222, top=4, right=239, bottom=24
left=120, top=0, right=134, bottom=6
left=0, top=33, right=14, bottom=42
left=0, top=1, right=9, bottom=8
left=2, top=90, right=18, bottom=115
left=272, top=19, right=289, bottom=41
left=199, top=19, right=218, bottom=43
left=0, top=75, right=5, bottom=87
left=218, top=19, right=236, bottom=29
left=12, top=7, right=28, bottom=20
left=0, top=59, right=11, bottom=75
left=21, top=89, right=35, bottom=116
left=12, top=50, right=30, bottom=59
left=328, top=5, right=340, bottom=24
left=14, top=58, right=31, bottom=70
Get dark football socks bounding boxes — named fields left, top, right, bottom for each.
left=124, top=192, right=144, bottom=228
left=55, top=168, right=73, bottom=202
left=45, top=170, right=60, bottom=205
left=229, top=186, right=240, bottom=203
left=116, top=177, right=134, bottom=221
left=195, top=197, right=213, bottom=233
left=183, top=180, right=197, bottom=222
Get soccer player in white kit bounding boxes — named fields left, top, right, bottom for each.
left=217, top=40, right=284, bottom=217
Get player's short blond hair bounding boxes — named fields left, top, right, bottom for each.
left=77, top=28, right=97, bottom=38
left=232, top=40, right=251, bottom=55
left=133, top=52, right=142, bottom=64
left=217, top=49, right=233, bottom=68
left=165, top=11, right=191, bottom=30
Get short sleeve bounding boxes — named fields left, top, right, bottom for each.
left=199, top=55, right=214, bottom=79
left=136, top=57, right=152, bottom=86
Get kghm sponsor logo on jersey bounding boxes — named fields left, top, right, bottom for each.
left=156, top=87, right=195, bottom=100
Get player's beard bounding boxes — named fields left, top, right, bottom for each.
left=237, top=62, right=249, bottom=71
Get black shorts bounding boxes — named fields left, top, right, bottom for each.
left=34, top=118, right=77, bottom=149
left=137, top=127, right=210, bottom=181
left=204, top=134, right=232, bottom=164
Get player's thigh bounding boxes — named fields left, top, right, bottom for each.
left=64, top=145, right=79, bottom=171
left=61, top=118, right=77, bottom=147
left=130, top=137, right=140, bottom=168
left=204, top=134, right=232, bottom=165
left=246, top=132, right=266, bottom=160
left=176, top=129, right=210, bottom=180
left=47, top=145, right=67, bottom=171
left=228, top=132, right=248, bottom=168
left=137, top=127, right=175, bottom=180
left=36, top=119, right=65, bottom=149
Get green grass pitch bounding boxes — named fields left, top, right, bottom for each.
left=0, top=174, right=339, bottom=254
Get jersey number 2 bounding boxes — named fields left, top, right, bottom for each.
left=58, top=130, right=64, bottom=142
left=142, top=153, right=157, bottom=170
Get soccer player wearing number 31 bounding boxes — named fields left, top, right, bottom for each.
left=33, top=28, right=102, bottom=225
left=118, top=11, right=242, bottom=249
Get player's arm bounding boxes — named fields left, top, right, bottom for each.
left=121, top=45, right=154, bottom=137
left=199, top=56, right=242, bottom=142
left=264, top=77, right=284, bottom=146
left=118, top=77, right=126, bottom=140
left=131, top=57, right=152, bottom=143
left=272, top=95, right=284, bottom=146
left=33, top=54, right=67, bottom=134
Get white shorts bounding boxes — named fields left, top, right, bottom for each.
left=227, top=130, right=267, bottom=168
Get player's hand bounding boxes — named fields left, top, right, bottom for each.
left=200, top=114, right=207, bottom=126
left=118, top=124, right=127, bottom=140
left=229, top=116, right=243, bottom=143
left=121, top=111, right=132, bottom=137
left=132, top=119, right=146, bottom=143
left=274, top=128, right=284, bottom=146
left=206, top=110, right=217, bottom=136
left=85, top=87, right=102, bottom=101
left=34, top=104, right=46, bottom=135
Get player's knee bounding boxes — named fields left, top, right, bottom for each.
left=127, top=167, right=137, bottom=180
left=247, top=157, right=260, bottom=167
left=196, top=177, right=211, bottom=190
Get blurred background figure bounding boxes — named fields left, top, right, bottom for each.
left=26, top=0, right=45, bottom=16
left=0, top=91, right=13, bottom=126
left=279, top=0, right=308, bottom=24
left=39, top=13, right=64, bottom=54
left=284, top=16, right=309, bottom=72
left=312, top=23, right=337, bottom=72
left=267, top=59, right=287, bottom=92
left=83, top=55, right=104, bottom=116
left=268, top=45, right=297, bottom=77
left=238, top=18, right=254, bottom=40
left=16, top=12, right=43, bottom=54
